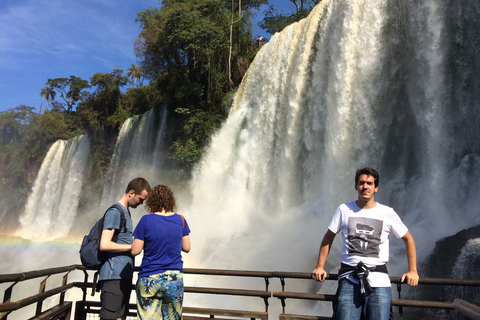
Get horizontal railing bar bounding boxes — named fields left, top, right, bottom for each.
left=271, top=272, right=480, bottom=287
left=391, top=277, right=480, bottom=287
left=183, top=306, right=268, bottom=318
left=74, top=282, right=271, bottom=298
left=0, top=282, right=75, bottom=312
left=273, top=291, right=454, bottom=310
left=5, top=265, right=479, bottom=288
left=185, top=286, right=271, bottom=298
left=271, top=272, right=318, bottom=280
left=0, top=265, right=78, bottom=283
left=453, top=298, right=480, bottom=319
left=74, top=282, right=272, bottom=298
left=184, top=268, right=273, bottom=278
left=392, top=298, right=454, bottom=309
left=279, top=314, right=332, bottom=320
left=76, top=301, right=268, bottom=319
left=30, top=302, right=72, bottom=320
left=273, top=291, right=335, bottom=301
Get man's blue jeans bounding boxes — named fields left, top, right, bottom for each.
left=335, top=279, right=391, bottom=320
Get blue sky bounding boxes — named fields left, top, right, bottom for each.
left=0, top=0, right=295, bottom=113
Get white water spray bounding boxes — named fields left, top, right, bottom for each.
left=101, top=105, right=169, bottom=208
left=6, top=0, right=480, bottom=315
left=182, top=0, right=480, bottom=278
left=16, top=135, right=92, bottom=240
left=447, top=239, right=480, bottom=303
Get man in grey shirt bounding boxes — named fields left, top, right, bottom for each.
left=99, top=177, right=151, bottom=320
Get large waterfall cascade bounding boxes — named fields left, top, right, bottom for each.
left=101, top=105, right=169, bottom=209
left=15, top=135, right=92, bottom=240
left=4, top=0, right=480, bottom=316
left=183, top=0, right=480, bottom=278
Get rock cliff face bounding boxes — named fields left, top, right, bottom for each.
left=416, top=224, right=480, bottom=315
left=427, top=225, right=480, bottom=279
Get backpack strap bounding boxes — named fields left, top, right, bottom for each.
left=179, top=214, right=185, bottom=229
left=103, top=203, right=127, bottom=243
left=110, top=203, right=127, bottom=232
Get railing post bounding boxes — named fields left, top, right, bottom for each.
left=396, top=283, right=403, bottom=319
left=81, top=269, right=89, bottom=301
left=264, top=276, right=270, bottom=312
left=74, top=301, right=87, bottom=320
left=36, top=276, right=49, bottom=316
left=0, top=281, right=17, bottom=320
left=279, top=277, right=286, bottom=314
left=60, top=272, right=69, bottom=304
left=280, top=298, right=286, bottom=314
left=263, top=297, right=269, bottom=313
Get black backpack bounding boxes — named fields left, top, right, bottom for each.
left=79, top=203, right=126, bottom=270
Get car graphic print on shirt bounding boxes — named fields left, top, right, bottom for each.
left=347, top=217, right=383, bottom=258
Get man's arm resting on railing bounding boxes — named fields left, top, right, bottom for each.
left=312, top=229, right=336, bottom=282
left=401, top=231, right=419, bottom=286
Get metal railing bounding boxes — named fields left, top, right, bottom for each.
left=0, top=265, right=77, bottom=320
left=1, top=265, right=479, bottom=320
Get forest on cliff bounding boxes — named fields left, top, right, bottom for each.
left=0, top=0, right=320, bottom=217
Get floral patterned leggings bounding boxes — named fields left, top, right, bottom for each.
left=136, top=270, right=184, bottom=320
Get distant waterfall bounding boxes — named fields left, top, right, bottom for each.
left=183, top=0, right=480, bottom=276
left=445, top=239, right=480, bottom=319
left=16, top=135, right=92, bottom=240
left=101, top=105, right=169, bottom=207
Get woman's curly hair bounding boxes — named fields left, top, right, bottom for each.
left=145, top=185, right=177, bottom=213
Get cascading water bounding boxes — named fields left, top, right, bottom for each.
left=15, top=135, right=92, bottom=240
left=3, top=0, right=480, bottom=317
left=445, top=239, right=480, bottom=316
left=182, top=0, right=480, bottom=286
left=101, top=105, right=169, bottom=208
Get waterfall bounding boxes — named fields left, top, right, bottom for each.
left=5, top=0, right=480, bottom=301
left=182, top=0, right=480, bottom=277
left=443, top=239, right=480, bottom=319
left=15, top=135, right=92, bottom=240
left=101, top=105, right=169, bottom=208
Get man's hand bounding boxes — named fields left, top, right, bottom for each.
left=312, top=267, right=328, bottom=282
left=401, top=271, right=419, bottom=287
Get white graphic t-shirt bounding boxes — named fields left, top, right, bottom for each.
left=328, top=201, right=408, bottom=287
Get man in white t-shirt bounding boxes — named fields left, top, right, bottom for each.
left=312, top=167, right=419, bottom=320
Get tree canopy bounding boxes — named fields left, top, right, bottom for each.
left=0, top=0, right=319, bottom=219
left=259, top=0, right=321, bottom=35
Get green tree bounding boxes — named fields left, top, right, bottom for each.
left=136, top=0, right=264, bottom=112
left=170, top=110, right=223, bottom=167
left=126, top=64, right=143, bottom=88
left=75, top=67, right=130, bottom=137
left=227, top=0, right=268, bottom=89
left=39, top=86, right=57, bottom=112
left=136, top=0, right=229, bottom=111
left=259, top=0, right=321, bottom=35
left=0, top=108, right=22, bottom=144
left=0, top=105, right=71, bottom=210
left=45, top=76, right=91, bottom=112
left=89, top=67, right=129, bottom=118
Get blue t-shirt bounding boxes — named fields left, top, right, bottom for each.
left=133, top=213, right=191, bottom=278
left=99, top=203, right=134, bottom=281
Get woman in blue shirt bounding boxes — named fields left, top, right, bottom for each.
left=132, top=185, right=191, bottom=320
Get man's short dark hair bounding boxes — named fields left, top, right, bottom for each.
left=126, top=177, right=151, bottom=195
left=355, top=168, right=379, bottom=187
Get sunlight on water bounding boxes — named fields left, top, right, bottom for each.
left=15, top=135, right=92, bottom=240
left=4, top=0, right=480, bottom=317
